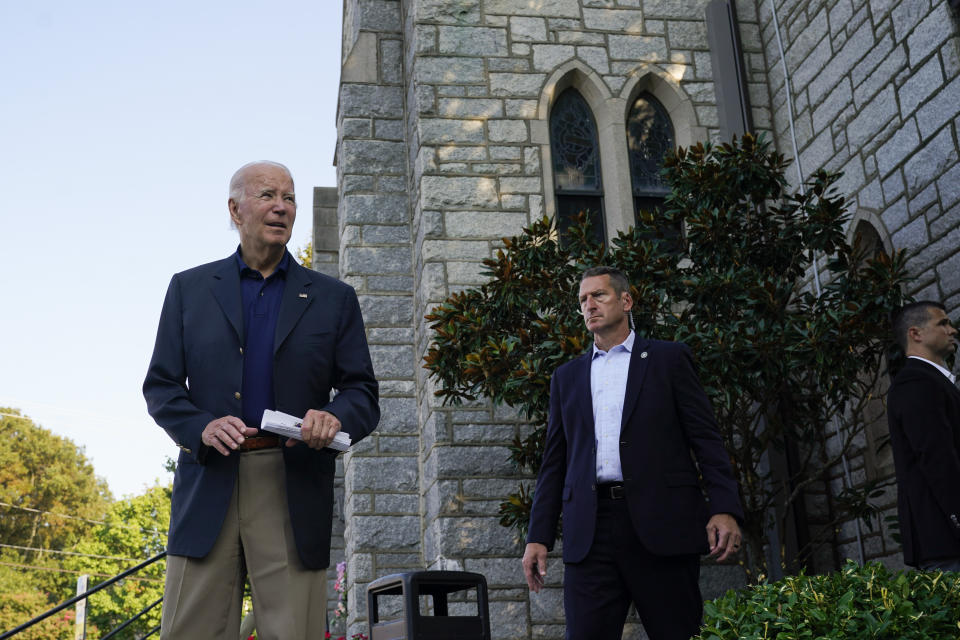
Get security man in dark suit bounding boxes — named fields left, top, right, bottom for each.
left=144, top=161, right=379, bottom=639
left=888, top=301, right=960, bottom=572
left=522, top=266, right=743, bottom=640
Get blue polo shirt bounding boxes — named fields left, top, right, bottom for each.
left=236, top=248, right=290, bottom=432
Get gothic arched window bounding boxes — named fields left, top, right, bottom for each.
left=550, top=88, right=605, bottom=245
left=626, top=93, right=678, bottom=244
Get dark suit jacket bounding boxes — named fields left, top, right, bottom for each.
left=527, top=338, right=743, bottom=563
left=143, top=252, right=379, bottom=569
left=887, top=357, right=960, bottom=566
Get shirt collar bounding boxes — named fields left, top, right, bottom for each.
left=908, top=355, right=957, bottom=383
left=235, top=246, right=290, bottom=279
left=592, top=330, right=635, bottom=358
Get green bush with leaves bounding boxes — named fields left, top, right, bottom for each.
left=424, top=134, right=910, bottom=577
left=697, top=560, right=960, bottom=639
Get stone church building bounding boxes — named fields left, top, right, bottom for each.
left=311, top=0, right=960, bottom=637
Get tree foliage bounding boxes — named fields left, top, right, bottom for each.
left=64, top=485, right=170, bottom=638
left=423, top=134, right=910, bottom=577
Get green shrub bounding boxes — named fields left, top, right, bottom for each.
left=697, top=560, right=960, bottom=639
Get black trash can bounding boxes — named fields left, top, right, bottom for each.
left=366, top=570, right=490, bottom=640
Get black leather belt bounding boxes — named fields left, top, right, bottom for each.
left=597, top=482, right=625, bottom=499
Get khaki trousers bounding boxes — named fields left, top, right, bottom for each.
left=160, top=448, right=328, bottom=640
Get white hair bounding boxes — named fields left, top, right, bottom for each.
left=228, top=160, right=294, bottom=203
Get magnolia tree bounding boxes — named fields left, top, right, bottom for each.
left=424, top=134, right=910, bottom=578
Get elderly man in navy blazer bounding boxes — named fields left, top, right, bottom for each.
left=144, top=161, right=379, bottom=639
left=888, top=301, right=960, bottom=572
left=522, top=266, right=743, bottom=640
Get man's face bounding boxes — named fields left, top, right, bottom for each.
left=578, top=275, right=632, bottom=335
left=228, top=164, right=296, bottom=252
left=914, top=306, right=958, bottom=362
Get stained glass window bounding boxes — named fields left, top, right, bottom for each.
left=627, top=93, right=680, bottom=247
left=550, top=88, right=605, bottom=245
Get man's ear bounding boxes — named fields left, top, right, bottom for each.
left=228, top=198, right=240, bottom=226
left=622, top=292, right=634, bottom=313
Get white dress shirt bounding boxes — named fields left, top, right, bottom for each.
left=908, top=355, right=957, bottom=384
left=591, top=331, right=634, bottom=483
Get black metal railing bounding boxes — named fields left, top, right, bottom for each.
left=0, top=552, right=166, bottom=640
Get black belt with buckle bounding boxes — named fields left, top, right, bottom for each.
left=597, top=482, right=625, bottom=499
left=238, top=435, right=281, bottom=452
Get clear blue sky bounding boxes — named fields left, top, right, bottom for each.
left=0, top=0, right=342, bottom=497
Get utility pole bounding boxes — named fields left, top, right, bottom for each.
left=74, top=574, right=88, bottom=640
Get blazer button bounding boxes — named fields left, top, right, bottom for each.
left=239, top=347, right=244, bottom=355
left=234, top=391, right=241, bottom=400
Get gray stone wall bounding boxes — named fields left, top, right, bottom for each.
left=751, top=0, right=960, bottom=570
left=332, top=0, right=960, bottom=637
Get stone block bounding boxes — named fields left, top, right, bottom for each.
left=352, top=515, right=420, bottom=550
left=342, top=194, right=408, bottom=225
left=936, top=161, right=960, bottom=210
left=431, top=445, right=515, bottom=476
left=438, top=26, right=509, bottom=56
left=642, top=0, right=710, bottom=19
left=909, top=181, right=938, bottom=216
left=446, top=210, right=529, bottom=238
left=341, top=118, right=372, bottom=138
left=510, top=16, right=547, bottom=41
left=357, top=294, right=413, bottom=325
left=812, top=79, right=852, bottom=132
left=374, top=493, right=420, bottom=514
left=419, top=118, right=485, bottom=144
left=367, top=327, right=415, bottom=344
left=529, top=585, right=565, bottom=623
left=438, top=145, right=487, bottom=161
left=489, top=119, right=528, bottom=142
left=489, top=600, right=530, bottom=640
left=366, top=276, right=414, bottom=292
left=376, top=396, right=418, bottom=434
left=903, top=126, right=958, bottom=195
left=343, top=246, right=411, bottom=275
left=583, top=7, right=644, bottom=32
left=505, top=100, right=539, bottom=119
left=798, top=126, right=836, bottom=174
left=699, top=563, right=747, bottom=600
left=907, top=4, right=954, bottom=67
left=490, top=73, right=547, bottom=97
left=608, top=34, right=668, bottom=61
left=667, top=20, right=708, bottom=49
left=356, top=0, right=401, bottom=31
left=485, top=0, right=580, bottom=17
left=362, top=225, right=410, bottom=245
left=881, top=171, right=906, bottom=206
left=559, top=30, right=606, bottom=44
left=339, top=85, right=404, bottom=118
left=891, top=214, right=929, bottom=254
left=341, top=140, right=406, bottom=174
left=532, top=44, right=576, bottom=71
left=351, top=456, right=418, bottom=492
left=899, top=55, right=944, bottom=117
left=876, top=119, right=920, bottom=177
left=374, top=118, right=404, bottom=141
left=422, top=176, right=500, bottom=208
left=577, top=46, right=610, bottom=74
left=370, top=344, right=415, bottom=378
left=847, top=85, right=897, bottom=149
left=500, top=177, right=543, bottom=194
left=416, top=57, right=486, bottom=84
left=916, top=74, right=960, bottom=140
left=420, top=239, right=491, bottom=261
left=417, top=0, right=481, bottom=24
left=438, top=98, right=504, bottom=118
left=377, top=435, right=418, bottom=453
left=430, top=515, right=522, bottom=555
left=472, top=162, right=522, bottom=175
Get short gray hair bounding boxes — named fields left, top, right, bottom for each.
left=228, top=160, right=293, bottom=203
left=581, top=266, right=630, bottom=296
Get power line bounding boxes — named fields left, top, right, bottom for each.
left=0, top=561, right=163, bottom=583
left=0, top=543, right=143, bottom=563
left=0, top=502, right=168, bottom=537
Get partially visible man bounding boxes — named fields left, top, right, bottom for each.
left=144, top=161, right=379, bottom=639
left=888, top=301, right=960, bottom=572
left=522, top=266, right=743, bottom=640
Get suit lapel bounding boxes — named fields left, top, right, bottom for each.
left=210, top=258, right=243, bottom=342
left=574, top=352, right=595, bottom=429
left=620, top=337, right=651, bottom=430
left=275, top=261, right=314, bottom=354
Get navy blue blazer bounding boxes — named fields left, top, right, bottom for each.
left=143, top=253, right=379, bottom=569
left=527, top=338, right=743, bottom=563
left=887, top=358, right=960, bottom=566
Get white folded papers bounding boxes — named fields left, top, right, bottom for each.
left=261, top=410, right=352, bottom=452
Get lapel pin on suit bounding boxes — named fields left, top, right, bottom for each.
left=641, top=351, right=648, bottom=359
left=298, top=292, right=308, bottom=299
